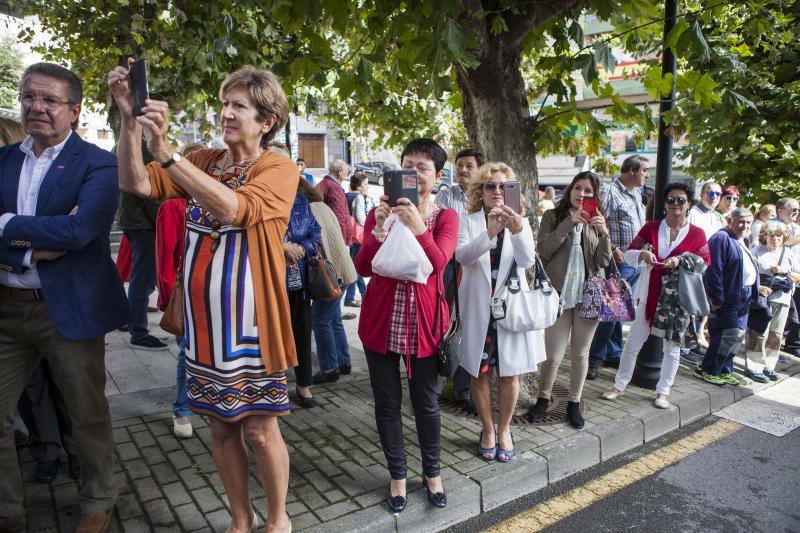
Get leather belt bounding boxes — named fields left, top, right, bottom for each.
left=0, top=284, right=44, bottom=301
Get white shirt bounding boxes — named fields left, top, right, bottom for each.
left=754, top=244, right=796, bottom=305
left=738, top=239, right=758, bottom=287
left=687, top=204, right=724, bottom=240
left=624, top=219, right=691, bottom=307
left=0, top=132, right=73, bottom=289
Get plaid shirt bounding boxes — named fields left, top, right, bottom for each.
left=386, top=207, right=442, bottom=356
left=600, top=178, right=646, bottom=251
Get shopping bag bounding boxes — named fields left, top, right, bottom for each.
left=371, top=214, right=433, bottom=283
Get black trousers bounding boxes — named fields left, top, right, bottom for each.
left=365, top=348, right=441, bottom=480
left=288, top=290, right=313, bottom=387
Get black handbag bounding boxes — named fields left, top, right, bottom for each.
left=307, top=242, right=342, bottom=302
left=434, top=256, right=461, bottom=378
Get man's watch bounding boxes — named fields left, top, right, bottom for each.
left=161, top=152, right=182, bottom=169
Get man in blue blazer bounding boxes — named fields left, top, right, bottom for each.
left=696, top=207, right=759, bottom=387
left=0, top=63, right=128, bottom=533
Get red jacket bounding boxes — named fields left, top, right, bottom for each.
left=355, top=208, right=459, bottom=358
left=316, top=176, right=351, bottom=245
left=155, top=199, right=186, bottom=311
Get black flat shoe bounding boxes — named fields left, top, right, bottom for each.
left=295, top=388, right=316, bottom=408
left=386, top=494, right=407, bottom=513
left=312, top=370, right=340, bottom=385
left=423, top=478, right=447, bottom=508
left=34, top=459, right=59, bottom=484
left=566, top=401, right=585, bottom=429
left=525, top=397, right=549, bottom=422
left=339, top=363, right=351, bottom=375
left=586, top=365, right=599, bottom=380
left=67, top=454, right=81, bottom=480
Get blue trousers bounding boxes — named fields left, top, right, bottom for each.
left=700, top=287, right=752, bottom=376
left=124, top=229, right=157, bottom=342
left=312, top=295, right=351, bottom=371
left=172, top=337, right=190, bottom=418
left=345, top=244, right=367, bottom=303
left=589, top=260, right=642, bottom=366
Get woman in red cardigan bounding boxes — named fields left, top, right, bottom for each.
left=355, top=139, right=458, bottom=514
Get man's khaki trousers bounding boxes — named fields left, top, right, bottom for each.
left=0, top=296, right=116, bottom=520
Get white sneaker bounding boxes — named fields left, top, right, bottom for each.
left=172, top=416, right=193, bottom=439
left=654, top=394, right=670, bottom=409
left=602, top=388, right=624, bottom=400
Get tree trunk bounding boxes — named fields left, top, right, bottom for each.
left=456, top=45, right=539, bottom=216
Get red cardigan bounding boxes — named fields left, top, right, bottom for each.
left=316, top=176, right=352, bottom=246
left=355, top=208, right=459, bottom=358
left=155, top=199, right=186, bottom=311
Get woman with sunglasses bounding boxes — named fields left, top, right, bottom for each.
left=602, top=183, right=710, bottom=409
left=528, top=171, right=612, bottom=429
left=688, top=181, right=726, bottom=240
left=717, top=185, right=740, bottom=220
left=744, top=221, right=800, bottom=382
left=457, top=162, right=543, bottom=462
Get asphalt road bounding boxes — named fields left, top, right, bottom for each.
left=450, top=417, right=800, bottom=533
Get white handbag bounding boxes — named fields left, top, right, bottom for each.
left=491, top=257, right=562, bottom=332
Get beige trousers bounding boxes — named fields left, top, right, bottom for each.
left=746, top=302, right=790, bottom=374
left=0, top=297, right=115, bottom=519
left=539, top=307, right=599, bottom=402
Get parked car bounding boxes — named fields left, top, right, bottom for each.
left=354, top=161, right=394, bottom=185
left=434, top=167, right=453, bottom=194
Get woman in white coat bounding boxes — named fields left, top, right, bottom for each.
left=456, top=162, right=544, bottom=463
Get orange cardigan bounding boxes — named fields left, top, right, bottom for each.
left=145, top=148, right=299, bottom=373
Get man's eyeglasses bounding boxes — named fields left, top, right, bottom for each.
left=724, top=195, right=739, bottom=202
left=483, top=182, right=507, bottom=193
left=18, top=92, right=75, bottom=110
left=665, top=196, right=688, bottom=205
left=790, top=208, right=800, bottom=215
left=706, top=191, right=722, bottom=198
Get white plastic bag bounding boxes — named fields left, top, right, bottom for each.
left=371, top=214, right=433, bottom=283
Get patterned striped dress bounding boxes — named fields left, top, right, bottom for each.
left=182, top=160, right=290, bottom=421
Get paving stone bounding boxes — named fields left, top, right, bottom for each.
left=132, top=477, right=162, bottom=503
left=536, top=431, right=600, bottom=483
left=113, top=427, right=132, bottom=444
left=396, top=475, right=480, bottom=532
left=131, top=430, right=156, bottom=448
left=115, top=492, right=144, bottom=520
left=173, top=502, right=209, bottom=531
left=140, top=445, right=166, bottom=466
left=315, top=499, right=361, bottom=522
left=672, top=389, right=711, bottom=426
left=162, top=481, right=192, bottom=506
left=286, top=501, right=309, bottom=516
left=121, top=517, right=151, bottom=533
left=116, top=442, right=140, bottom=462
left=636, top=404, right=680, bottom=442
left=143, top=499, right=176, bottom=527
left=732, top=385, right=754, bottom=402
left=471, top=452, right=548, bottom=511
left=150, top=462, right=179, bottom=485
left=191, top=487, right=224, bottom=512
left=179, top=467, right=209, bottom=490
left=123, top=458, right=151, bottom=480
left=205, top=508, right=232, bottom=532
left=25, top=502, right=57, bottom=531
left=167, top=449, right=193, bottom=471
left=291, top=512, right=322, bottom=531
left=586, top=416, right=645, bottom=461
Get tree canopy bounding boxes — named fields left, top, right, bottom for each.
left=13, top=0, right=799, bottom=204
left=0, top=37, right=24, bottom=110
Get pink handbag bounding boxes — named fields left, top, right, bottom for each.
left=578, top=261, right=635, bottom=322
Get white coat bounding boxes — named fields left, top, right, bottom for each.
left=455, top=211, right=546, bottom=378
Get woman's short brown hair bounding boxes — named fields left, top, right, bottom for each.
left=219, top=66, right=289, bottom=148
left=759, top=220, right=788, bottom=245
left=466, top=162, right=516, bottom=214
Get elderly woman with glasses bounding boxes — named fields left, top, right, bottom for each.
left=602, top=183, right=710, bottom=409
left=744, top=221, right=800, bottom=382
left=457, top=162, right=543, bottom=462
left=110, top=61, right=296, bottom=532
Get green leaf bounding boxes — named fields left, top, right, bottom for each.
left=593, top=41, right=616, bottom=72
left=569, top=20, right=584, bottom=46
left=490, top=16, right=509, bottom=36
left=688, top=20, right=711, bottom=63
left=664, top=19, right=688, bottom=52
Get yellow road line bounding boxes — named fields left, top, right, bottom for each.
left=485, top=419, right=742, bottom=532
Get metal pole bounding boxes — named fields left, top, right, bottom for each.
left=631, top=0, right=677, bottom=389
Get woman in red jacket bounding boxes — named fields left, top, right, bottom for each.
left=355, top=139, right=458, bottom=514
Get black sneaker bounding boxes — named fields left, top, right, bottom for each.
left=312, top=370, right=340, bottom=384
left=339, top=363, right=352, bottom=375
left=128, top=335, right=169, bottom=351
left=586, top=364, right=599, bottom=380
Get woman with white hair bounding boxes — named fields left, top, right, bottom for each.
left=744, top=220, right=800, bottom=382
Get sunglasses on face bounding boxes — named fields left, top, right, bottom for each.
left=724, top=195, right=739, bottom=202
left=706, top=191, right=722, bottom=198
left=665, top=196, right=688, bottom=205
left=790, top=208, right=800, bottom=215
left=483, top=182, right=506, bottom=193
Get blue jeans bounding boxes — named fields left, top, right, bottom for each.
left=701, top=287, right=752, bottom=376
left=345, top=244, right=367, bottom=303
left=589, top=260, right=642, bottom=366
left=172, top=336, right=191, bottom=418
left=312, top=295, right=351, bottom=371
left=124, top=229, right=157, bottom=342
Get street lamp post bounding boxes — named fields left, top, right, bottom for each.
left=631, top=0, right=678, bottom=389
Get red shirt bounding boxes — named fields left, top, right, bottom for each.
left=355, top=207, right=459, bottom=359
left=316, top=176, right=351, bottom=245
left=155, top=199, right=186, bottom=311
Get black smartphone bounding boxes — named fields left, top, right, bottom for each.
left=503, top=180, right=521, bottom=213
left=384, top=170, right=419, bottom=206
left=129, top=58, right=149, bottom=117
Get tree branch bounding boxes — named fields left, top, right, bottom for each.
left=506, top=0, right=584, bottom=46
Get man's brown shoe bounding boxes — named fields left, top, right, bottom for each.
left=76, top=509, right=113, bottom=533
left=0, top=516, right=26, bottom=533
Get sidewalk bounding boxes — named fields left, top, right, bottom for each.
left=17, top=305, right=800, bottom=532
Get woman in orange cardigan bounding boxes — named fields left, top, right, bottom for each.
left=110, top=63, right=295, bottom=533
